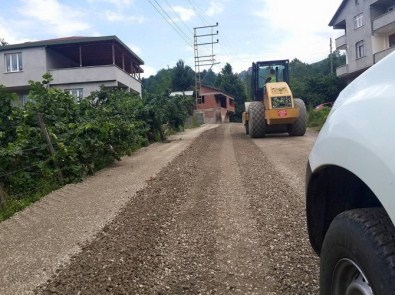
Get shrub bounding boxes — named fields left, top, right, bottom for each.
left=307, top=107, right=331, bottom=130
left=0, top=74, right=195, bottom=221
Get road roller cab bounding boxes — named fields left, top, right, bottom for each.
left=242, top=59, right=306, bottom=138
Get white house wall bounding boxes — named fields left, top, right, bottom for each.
left=0, top=47, right=47, bottom=88
left=332, top=0, right=395, bottom=78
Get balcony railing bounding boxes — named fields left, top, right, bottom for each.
left=373, top=9, right=395, bottom=34
left=374, top=46, right=395, bottom=63
left=336, top=65, right=349, bottom=77
left=335, top=35, right=346, bottom=50
left=48, top=65, right=141, bottom=93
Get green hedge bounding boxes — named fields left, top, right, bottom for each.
left=0, top=74, right=194, bottom=221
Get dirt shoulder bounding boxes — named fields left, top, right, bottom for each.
left=0, top=124, right=218, bottom=295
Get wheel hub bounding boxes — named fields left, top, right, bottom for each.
left=332, top=258, right=373, bottom=295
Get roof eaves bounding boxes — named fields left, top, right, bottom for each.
left=0, top=35, right=144, bottom=65
left=329, top=0, right=348, bottom=26
left=200, top=84, right=235, bottom=99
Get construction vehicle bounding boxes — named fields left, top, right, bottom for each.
left=242, top=59, right=306, bottom=138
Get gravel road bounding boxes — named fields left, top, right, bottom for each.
left=2, top=123, right=320, bottom=294
left=0, top=124, right=218, bottom=295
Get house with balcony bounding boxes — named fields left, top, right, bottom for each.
left=196, top=85, right=235, bottom=123
left=0, top=35, right=144, bottom=104
left=330, top=0, right=395, bottom=81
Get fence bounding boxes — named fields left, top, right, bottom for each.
left=0, top=113, right=59, bottom=208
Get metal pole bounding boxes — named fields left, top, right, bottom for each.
left=193, top=23, right=219, bottom=105
left=330, top=38, right=334, bottom=75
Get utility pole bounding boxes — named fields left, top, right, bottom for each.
left=193, top=23, right=220, bottom=104
left=330, top=38, right=334, bottom=75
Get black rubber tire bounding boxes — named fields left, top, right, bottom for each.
left=288, top=98, right=306, bottom=136
left=248, top=102, right=265, bottom=138
left=320, top=208, right=395, bottom=295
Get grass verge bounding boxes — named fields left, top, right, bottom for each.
left=307, top=107, right=331, bottom=131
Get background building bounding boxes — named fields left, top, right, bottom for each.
left=0, top=35, right=144, bottom=104
left=196, top=85, right=235, bottom=123
left=330, top=0, right=395, bottom=81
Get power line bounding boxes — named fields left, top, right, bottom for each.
left=188, top=0, right=210, bottom=25
left=0, top=159, right=51, bottom=178
left=186, top=0, right=246, bottom=70
left=148, top=0, right=245, bottom=71
left=146, top=0, right=193, bottom=48
left=152, top=0, right=192, bottom=42
left=163, top=0, right=194, bottom=35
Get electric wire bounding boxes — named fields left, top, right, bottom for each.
left=0, top=158, right=51, bottom=178
left=187, top=0, right=210, bottom=26
left=163, top=0, right=194, bottom=35
left=146, top=0, right=193, bottom=48
left=188, top=0, right=243, bottom=71
left=148, top=0, right=246, bottom=72
left=152, top=0, right=192, bottom=43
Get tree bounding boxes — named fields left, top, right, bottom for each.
left=142, top=60, right=195, bottom=96
left=200, top=69, right=217, bottom=86
left=142, top=68, right=173, bottom=96
left=288, top=57, right=347, bottom=107
left=0, top=38, right=8, bottom=46
left=304, top=75, right=347, bottom=107
left=310, top=50, right=346, bottom=76
left=171, top=60, right=194, bottom=91
left=215, top=63, right=247, bottom=122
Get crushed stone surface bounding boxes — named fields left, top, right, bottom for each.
left=0, top=124, right=218, bottom=295
left=1, top=123, right=320, bottom=294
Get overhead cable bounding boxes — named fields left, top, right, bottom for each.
left=146, top=0, right=193, bottom=48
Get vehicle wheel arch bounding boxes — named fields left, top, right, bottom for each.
left=306, top=164, right=383, bottom=256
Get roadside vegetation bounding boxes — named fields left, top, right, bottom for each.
left=307, top=107, right=332, bottom=130
left=0, top=73, right=194, bottom=221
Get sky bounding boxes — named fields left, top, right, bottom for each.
left=0, top=0, right=344, bottom=78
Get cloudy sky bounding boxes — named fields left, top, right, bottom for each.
left=0, top=0, right=344, bottom=77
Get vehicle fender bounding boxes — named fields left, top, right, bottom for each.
left=309, top=99, right=395, bottom=224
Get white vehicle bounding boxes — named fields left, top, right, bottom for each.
left=306, top=51, right=395, bottom=294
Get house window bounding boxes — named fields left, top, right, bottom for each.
left=197, top=96, right=205, bottom=104
left=65, top=88, right=83, bottom=101
left=356, top=40, right=365, bottom=59
left=5, top=52, right=22, bottom=72
left=354, top=13, right=363, bottom=29
left=390, top=34, right=395, bottom=47
left=21, top=95, right=30, bottom=105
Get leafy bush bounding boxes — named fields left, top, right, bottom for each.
left=0, top=74, right=194, bottom=221
left=307, top=107, right=331, bottom=130
left=142, top=92, right=194, bottom=141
